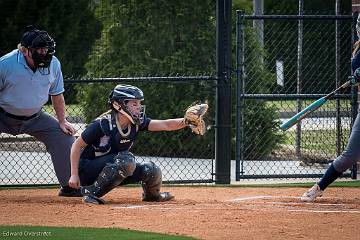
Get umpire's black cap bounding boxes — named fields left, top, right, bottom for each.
left=20, top=25, right=55, bottom=49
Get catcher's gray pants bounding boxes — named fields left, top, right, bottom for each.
left=332, top=112, right=360, bottom=172
left=0, top=110, right=75, bottom=186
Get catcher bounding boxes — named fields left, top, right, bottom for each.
left=68, top=84, right=208, bottom=204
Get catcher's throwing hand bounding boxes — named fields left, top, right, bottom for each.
left=184, top=103, right=208, bottom=135
left=68, top=174, right=81, bottom=189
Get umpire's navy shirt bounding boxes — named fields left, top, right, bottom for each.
left=0, top=49, right=64, bottom=116
left=80, top=114, right=151, bottom=159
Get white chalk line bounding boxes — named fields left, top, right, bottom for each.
left=111, top=195, right=358, bottom=212
left=112, top=204, right=177, bottom=209
left=288, top=209, right=360, bottom=214
left=227, top=195, right=351, bottom=207
left=256, top=201, right=346, bottom=206
left=113, top=205, right=152, bottom=209
left=112, top=197, right=281, bottom=210
left=227, top=195, right=344, bottom=204
left=227, top=195, right=299, bottom=202
left=112, top=204, right=231, bottom=210
left=227, top=195, right=359, bottom=214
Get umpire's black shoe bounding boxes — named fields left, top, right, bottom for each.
left=58, top=185, right=82, bottom=197
left=142, top=192, right=174, bottom=202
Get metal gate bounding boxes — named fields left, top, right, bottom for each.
left=235, top=12, right=357, bottom=180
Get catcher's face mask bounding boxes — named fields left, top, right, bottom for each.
left=113, top=99, right=145, bottom=125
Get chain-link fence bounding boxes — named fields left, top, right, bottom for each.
left=0, top=0, right=218, bottom=186
left=2, top=1, right=357, bottom=186
left=235, top=12, right=357, bottom=180
left=0, top=77, right=216, bottom=185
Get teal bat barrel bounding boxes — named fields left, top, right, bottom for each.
left=280, top=96, right=327, bottom=131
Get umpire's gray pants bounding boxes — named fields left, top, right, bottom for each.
left=0, top=111, right=74, bottom=186
left=333, top=112, right=360, bottom=172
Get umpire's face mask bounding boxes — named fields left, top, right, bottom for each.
left=30, top=47, right=54, bottom=69
left=25, top=30, right=56, bottom=74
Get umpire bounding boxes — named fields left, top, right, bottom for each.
left=0, top=26, right=80, bottom=197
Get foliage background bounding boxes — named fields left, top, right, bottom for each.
left=0, top=0, right=350, bottom=159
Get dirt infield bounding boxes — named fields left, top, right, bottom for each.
left=0, top=186, right=360, bottom=240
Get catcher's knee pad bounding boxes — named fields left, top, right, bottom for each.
left=114, top=151, right=136, bottom=177
left=139, top=161, right=162, bottom=197
left=82, top=151, right=136, bottom=198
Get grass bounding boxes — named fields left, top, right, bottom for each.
left=0, top=225, right=196, bottom=240
left=42, top=99, right=352, bottom=118
left=228, top=180, right=360, bottom=188
left=283, top=129, right=350, bottom=156
left=267, top=99, right=352, bottom=112
left=42, top=104, right=84, bottom=117
left=41, top=100, right=352, bottom=116
left=272, top=98, right=353, bottom=159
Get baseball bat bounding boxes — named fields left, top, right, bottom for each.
left=280, top=80, right=353, bottom=131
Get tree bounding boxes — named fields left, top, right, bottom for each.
left=80, top=0, right=283, bottom=159
left=263, top=0, right=352, bottom=94
left=78, top=0, right=217, bottom=157
left=0, top=0, right=102, bottom=77
left=0, top=0, right=102, bottom=104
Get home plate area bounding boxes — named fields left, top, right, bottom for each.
left=111, top=194, right=360, bottom=214
left=1, top=187, right=360, bottom=239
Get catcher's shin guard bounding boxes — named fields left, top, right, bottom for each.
left=140, top=162, right=174, bottom=202
left=81, top=151, right=136, bottom=199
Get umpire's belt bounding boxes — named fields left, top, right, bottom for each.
left=0, top=108, right=39, bottom=121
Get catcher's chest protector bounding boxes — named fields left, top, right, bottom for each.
left=93, top=114, right=139, bottom=157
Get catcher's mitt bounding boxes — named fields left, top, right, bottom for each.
left=183, top=103, right=208, bottom=135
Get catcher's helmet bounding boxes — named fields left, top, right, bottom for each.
left=108, top=84, right=145, bottom=125
left=20, top=25, right=56, bottom=70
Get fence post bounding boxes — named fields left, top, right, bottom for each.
left=335, top=0, right=341, bottom=156
left=216, top=0, right=232, bottom=184
left=236, top=10, right=245, bottom=181
left=351, top=12, right=358, bottom=180
left=296, top=0, right=304, bottom=160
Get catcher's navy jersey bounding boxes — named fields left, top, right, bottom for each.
left=81, top=113, right=151, bottom=159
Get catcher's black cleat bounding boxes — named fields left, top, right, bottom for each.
left=83, top=195, right=105, bottom=205
left=81, top=186, right=106, bottom=204
left=142, top=192, right=174, bottom=202
left=58, top=186, right=82, bottom=197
